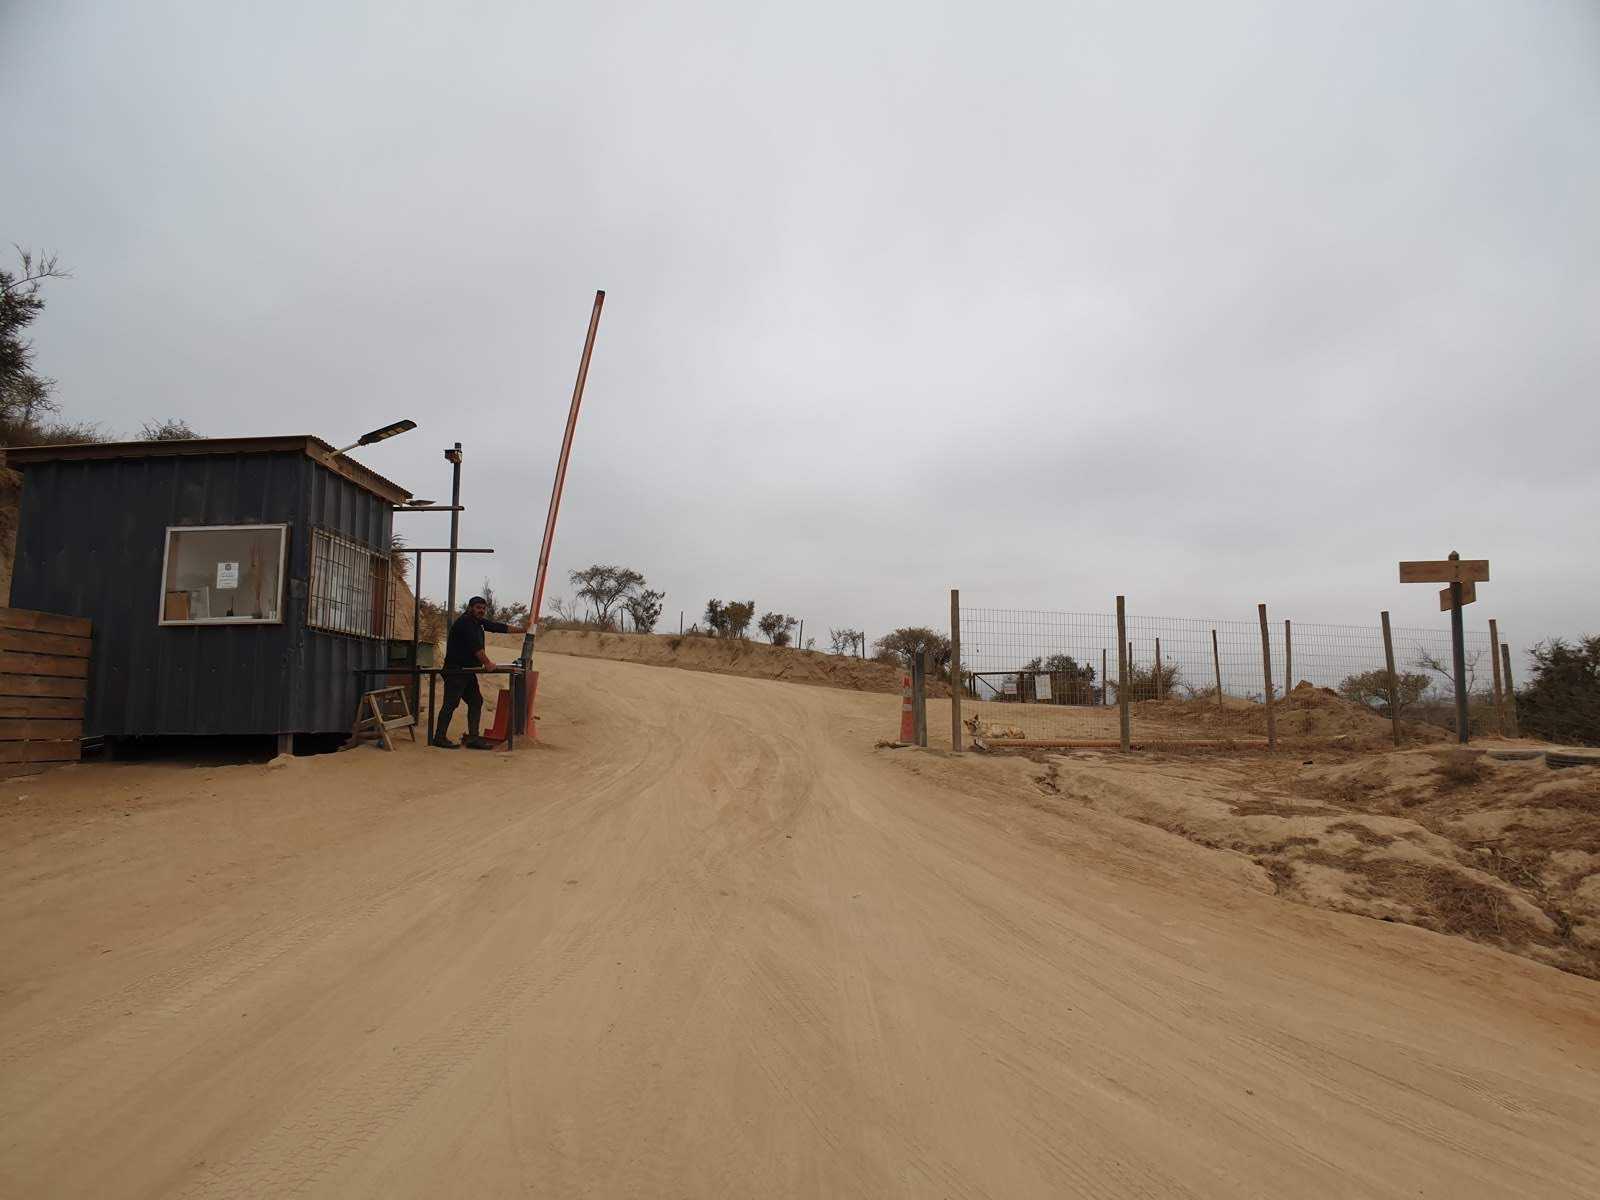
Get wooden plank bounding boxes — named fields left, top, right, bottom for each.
left=0, top=628, right=93, bottom=658
left=0, top=697, right=83, bottom=719
left=1439, top=581, right=1477, bottom=610
left=1399, top=559, right=1490, bottom=584
left=0, top=673, right=88, bottom=699
left=0, top=740, right=80, bottom=764
left=0, top=607, right=91, bottom=638
left=0, top=652, right=89, bottom=679
left=0, top=717, right=82, bottom=740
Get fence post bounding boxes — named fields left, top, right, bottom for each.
left=796, top=619, right=803, bottom=652
left=1116, top=596, right=1131, bottom=751
left=920, top=648, right=933, bottom=746
left=910, top=649, right=927, bottom=746
left=1501, top=642, right=1520, bottom=737
left=1102, top=647, right=1108, bottom=707
left=1258, top=603, right=1277, bottom=751
left=1488, top=618, right=1505, bottom=736
left=1154, top=637, right=1163, bottom=700
left=1284, top=618, right=1293, bottom=702
left=1380, top=610, right=1402, bottom=748
left=1211, top=628, right=1223, bottom=710
left=1127, top=640, right=1134, bottom=697
left=950, top=589, right=963, bottom=752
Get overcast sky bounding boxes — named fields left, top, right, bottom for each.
left=5, top=0, right=1597, bottom=659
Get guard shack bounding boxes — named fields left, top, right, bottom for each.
left=6, top=436, right=412, bottom=751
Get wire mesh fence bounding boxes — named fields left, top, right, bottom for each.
left=957, top=604, right=1510, bottom=744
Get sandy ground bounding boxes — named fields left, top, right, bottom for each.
left=3, top=651, right=1600, bottom=1198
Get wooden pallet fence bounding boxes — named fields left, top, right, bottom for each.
left=0, top=607, right=91, bottom=779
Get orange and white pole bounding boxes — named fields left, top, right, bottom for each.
left=520, top=289, right=606, bottom=666
left=899, top=672, right=916, bottom=743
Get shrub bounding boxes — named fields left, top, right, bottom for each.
left=704, top=598, right=755, bottom=639
left=758, top=611, right=797, bottom=646
left=1517, top=636, right=1600, bottom=746
left=1338, top=669, right=1431, bottom=718
left=875, top=627, right=951, bottom=672
left=624, top=588, right=665, bottom=634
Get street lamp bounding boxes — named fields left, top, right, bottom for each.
left=332, top=419, right=417, bottom=455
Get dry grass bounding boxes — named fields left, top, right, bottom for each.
left=1433, top=749, right=1489, bottom=790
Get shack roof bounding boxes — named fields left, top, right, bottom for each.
left=5, top=435, right=412, bottom=505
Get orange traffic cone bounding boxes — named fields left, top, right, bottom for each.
left=899, top=672, right=915, bottom=742
left=483, top=670, right=540, bottom=748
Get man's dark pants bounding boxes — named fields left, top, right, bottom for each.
left=436, top=670, right=483, bottom=740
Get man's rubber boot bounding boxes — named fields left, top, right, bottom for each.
left=431, top=736, right=461, bottom=749
left=464, top=735, right=495, bottom=750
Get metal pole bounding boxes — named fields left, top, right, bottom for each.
left=1258, top=603, right=1277, bottom=751
left=1116, top=596, right=1130, bottom=752
left=950, top=589, right=963, bottom=752
left=1381, top=610, right=1401, bottom=748
left=1284, top=618, right=1293, bottom=702
left=1488, top=618, right=1506, bottom=736
left=1500, top=643, right=1520, bottom=737
left=521, top=289, right=605, bottom=666
left=412, top=550, right=423, bottom=727
left=1102, top=647, right=1108, bottom=707
left=445, top=443, right=463, bottom=623
left=1447, top=552, right=1469, bottom=744
left=1154, top=637, right=1163, bottom=701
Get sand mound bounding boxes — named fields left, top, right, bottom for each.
left=499, top=628, right=949, bottom=697
left=1023, top=745, right=1600, bottom=979
left=1133, top=682, right=1447, bottom=745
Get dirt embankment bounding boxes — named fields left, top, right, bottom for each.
left=1131, top=681, right=1449, bottom=747
left=1011, top=745, right=1600, bottom=979
left=517, top=628, right=950, bottom=697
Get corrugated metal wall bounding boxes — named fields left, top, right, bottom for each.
left=11, top=450, right=393, bottom=737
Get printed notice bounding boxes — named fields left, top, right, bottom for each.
left=217, top=561, right=240, bottom=589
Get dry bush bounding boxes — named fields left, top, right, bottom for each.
left=1433, top=749, right=1488, bottom=790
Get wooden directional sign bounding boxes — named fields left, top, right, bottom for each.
left=1439, top=581, right=1476, bottom=611
left=1399, top=559, right=1490, bottom=585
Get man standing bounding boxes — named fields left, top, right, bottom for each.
left=432, top=595, right=526, bottom=749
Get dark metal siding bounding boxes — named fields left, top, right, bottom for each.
left=11, top=450, right=393, bottom=737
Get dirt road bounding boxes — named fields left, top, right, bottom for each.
left=3, top=652, right=1599, bottom=1198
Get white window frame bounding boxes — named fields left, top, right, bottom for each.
left=158, top=523, right=289, bottom=627
left=306, top=527, right=393, bottom=640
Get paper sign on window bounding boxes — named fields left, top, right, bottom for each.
left=217, top=561, right=240, bottom=589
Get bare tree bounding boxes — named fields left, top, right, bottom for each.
left=479, top=579, right=530, bottom=626
left=139, top=418, right=200, bottom=441
left=1413, top=646, right=1483, bottom=696
left=829, top=627, right=862, bottom=655
left=2, top=247, right=70, bottom=444
left=569, top=564, right=644, bottom=626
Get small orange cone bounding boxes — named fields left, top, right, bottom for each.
left=899, top=672, right=915, bottom=742
left=483, top=670, right=540, bottom=747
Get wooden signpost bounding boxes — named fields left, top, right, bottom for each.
left=1398, top=551, right=1489, bottom=745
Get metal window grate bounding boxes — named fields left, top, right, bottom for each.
left=308, top=528, right=392, bottom=639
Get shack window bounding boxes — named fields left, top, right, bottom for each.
left=307, top=528, right=392, bottom=639
left=160, top=525, right=287, bottom=624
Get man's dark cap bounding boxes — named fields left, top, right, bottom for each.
left=468, top=595, right=487, bottom=607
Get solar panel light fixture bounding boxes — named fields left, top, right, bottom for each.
left=332, top=419, right=416, bottom=455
